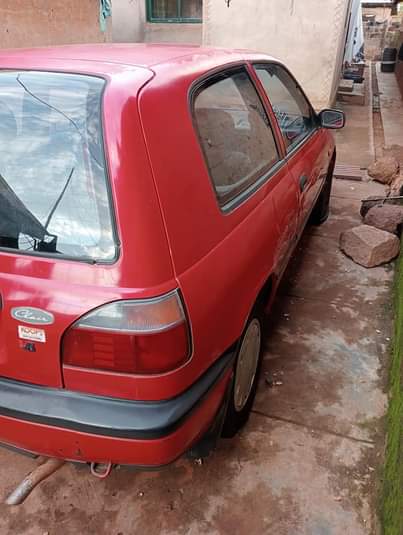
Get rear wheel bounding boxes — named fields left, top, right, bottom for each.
left=221, top=309, right=263, bottom=438
left=309, top=157, right=335, bottom=225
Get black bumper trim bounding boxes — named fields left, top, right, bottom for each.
left=0, top=351, right=235, bottom=440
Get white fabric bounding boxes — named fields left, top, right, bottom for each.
left=345, top=0, right=365, bottom=63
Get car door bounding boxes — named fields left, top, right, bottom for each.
left=190, top=66, right=300, bottom=279
left=254, top=63, right=324, bottom=229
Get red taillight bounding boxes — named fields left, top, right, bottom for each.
left=62, top=291, right=191, bottom=375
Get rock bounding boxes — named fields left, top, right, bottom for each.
left=360, top=196, right=383, bottom=217
left=389, top=175, right=403, bottom=196
left=340, top=225, right=400, bottom=267
left=367, top=157, right=399, bottom=184
left=364, top=204, right=403, bottom=234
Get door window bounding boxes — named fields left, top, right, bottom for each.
left=193, top=68, right=279, bottom=207
left=255, top=64, right=317, bottom=151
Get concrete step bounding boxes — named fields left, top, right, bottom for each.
left=337, top=81, right=366, bottom=106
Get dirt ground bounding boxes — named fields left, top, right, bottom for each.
left=0, top=70, right=400, bottom=534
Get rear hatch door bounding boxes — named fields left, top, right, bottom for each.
left=0, top=70, right=117, bottom=387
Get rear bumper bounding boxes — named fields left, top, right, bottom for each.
left=0, top=352, right=234, bottom=466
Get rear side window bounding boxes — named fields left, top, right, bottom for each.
left=255, top=64, right=316, bottom=151
left=0, top=71, right=115, bottom=261
left=193, top=68, right=279, bottom=207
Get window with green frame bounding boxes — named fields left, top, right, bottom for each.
left=147, top=0, right=202, bottom=22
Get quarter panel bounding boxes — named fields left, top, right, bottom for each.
left=139, top=62, right=303, bottom=387
left=177, top=167, right=292, bottom=375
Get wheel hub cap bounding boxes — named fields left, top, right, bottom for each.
left=234, top=318, right=261, bottom=412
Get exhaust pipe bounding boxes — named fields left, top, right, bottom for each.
left=5, top=457, right=65, bottom=505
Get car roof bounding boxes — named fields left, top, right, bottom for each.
left=0, top=43, right=278, bottom=72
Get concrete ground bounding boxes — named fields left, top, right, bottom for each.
left=0, top=72, right=399, bottom=535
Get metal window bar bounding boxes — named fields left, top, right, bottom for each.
left=147, top=0, right=202, bottom=22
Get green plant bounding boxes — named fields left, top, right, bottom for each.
left=382, top=249, right=403, bottom=535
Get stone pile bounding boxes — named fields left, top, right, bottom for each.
left=340, top=156, right=403, bottom=268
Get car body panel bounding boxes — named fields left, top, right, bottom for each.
left=0, top=57, right=177, bottom=391
left=287, top=131, right=333, bottom=231
left=0, top=44, right=336, bottom=465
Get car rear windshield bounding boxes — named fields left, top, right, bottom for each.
left=0, top=71, right=116, bottom=262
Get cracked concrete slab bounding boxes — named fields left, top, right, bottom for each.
left=281, top=234, right=392, bottom=306
left=256, top=295, right=388, bottom=442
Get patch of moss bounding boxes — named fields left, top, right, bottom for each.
left=382, top=249, right=403, bottom=535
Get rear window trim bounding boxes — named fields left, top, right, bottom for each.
left=190, top=63, right=282, bottom=214
left=0, top=68, right=120, bottom=265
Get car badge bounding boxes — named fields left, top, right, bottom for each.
left=11, top=307, right=54, bottom=325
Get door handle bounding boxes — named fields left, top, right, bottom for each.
left=299, top=175, right=308, bottom=192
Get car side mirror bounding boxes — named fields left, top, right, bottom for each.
left=319, top=109, right=345, bottom=129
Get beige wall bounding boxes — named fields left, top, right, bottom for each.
left=203, top=0, right=352, bottom=110
left=0, top=0, right=111, bottom=48
left=112, top=0, right=146, bottom=42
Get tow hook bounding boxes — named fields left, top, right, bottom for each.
left=5, top=457, right=65, bottom=505
left=90, top=461, right=113, bottom=479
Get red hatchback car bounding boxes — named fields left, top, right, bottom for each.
left=0, top=44, right=344, bottom=469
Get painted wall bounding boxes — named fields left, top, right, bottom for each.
left=112, top=0, right=202, bottom=44
left=203, top=0, right=353, bottom=109
left=112, top=0, right=146, bottom=42
left=0, top=0, right=111, bottom=48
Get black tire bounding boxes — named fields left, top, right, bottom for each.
left=221, top=307, right=264, bottom=438
left=309, top=157, right=335, bottom=225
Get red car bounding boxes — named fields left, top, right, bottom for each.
left=0, top=44, right=344, bottom=470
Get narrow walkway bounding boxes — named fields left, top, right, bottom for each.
left=335, top=65, right=374, bottom=168
left=377, top=64, right=403, bottom=162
